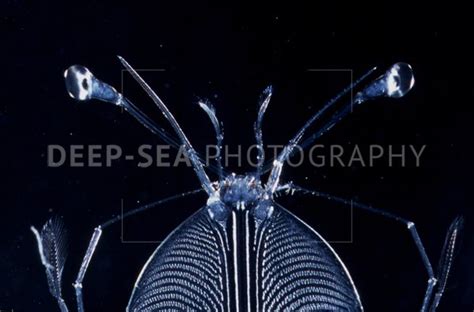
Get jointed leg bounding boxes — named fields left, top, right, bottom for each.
left=277, top=182, right=462, bottom=312
left=32, top=189, right=203, bottom=312
left=73, top=227, right=102, bottom=312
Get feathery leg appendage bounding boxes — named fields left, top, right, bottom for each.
left=428, top=216, right=463, bottom=312
left=278, top=182, right=462, bottom=311
left=31, top=217, right=69, bottom=312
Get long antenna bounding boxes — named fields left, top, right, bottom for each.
left=198, top=100, right=224, bottom=180
left=258, top=67, right=376, bottom=176
left=266, top=63, right=415, bottom=194
left=64, top=58, right=217, bottom=197
left=117, top=56, right=216, bottom=196
left=63, top=64, right=225, bottom=177
left=255, top=86, right=272, bottom=179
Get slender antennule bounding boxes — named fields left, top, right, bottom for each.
left=266, top=63, right=415, bottom=194
left=255, top=86, right=272, bottom=179
left=117, top=56, right=216, bottom=196
left=198, top=100, right=224, bottom=180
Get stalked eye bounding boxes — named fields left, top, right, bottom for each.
left=354, top=62, right=415, bottom=104
left=64, top=65, right=94, bottom=101
left=385, top=63, right=415, bottom=98
left=63, top=64, right=123, bottom=105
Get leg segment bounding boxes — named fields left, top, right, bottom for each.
left=71, top=188, right=202, bottom=311
left=73, top=227, right=102, bottom=312
left=277, top=182, right=462, bottom=311
left=32, top=189, right=203, bottom=312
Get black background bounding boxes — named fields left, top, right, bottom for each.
left=1, top=2, right=473, bottom=311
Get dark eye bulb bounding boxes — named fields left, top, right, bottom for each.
left=82, top=78, right=89, bottom=90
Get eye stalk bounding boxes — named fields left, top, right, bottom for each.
left=64, top=65, right=122, bottom=104
left=265, top=62, right=415, bottom=194
left=354, top=62, right=415, bottom=103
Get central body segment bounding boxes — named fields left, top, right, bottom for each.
left=214, top=174, right=273, bottom=311
left=127, top=173, right=362, bottom=311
